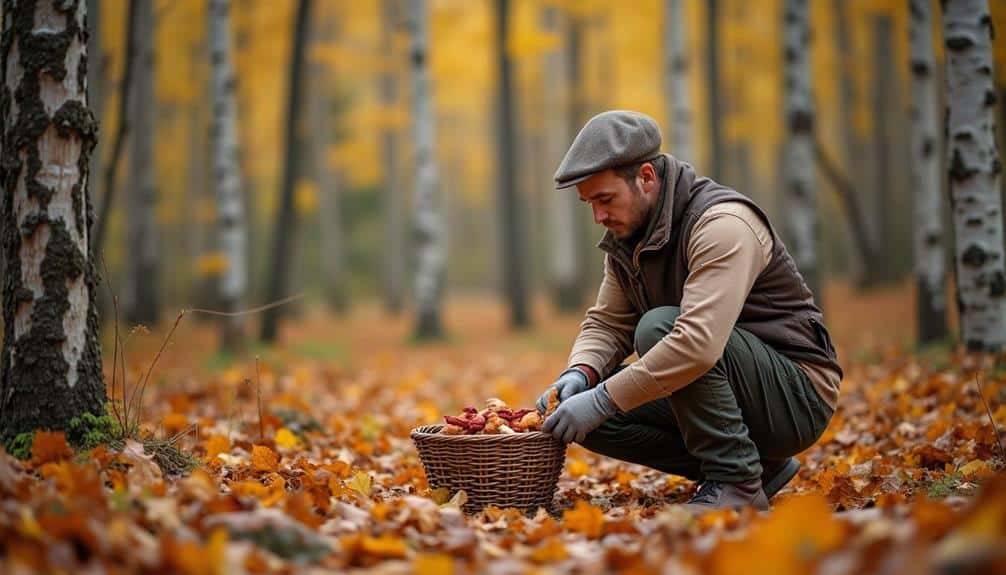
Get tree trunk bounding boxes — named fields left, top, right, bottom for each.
left=260, top=0, right=312, bottom=343
left=92, top=0, right=138, bottom=262
left=872, top=15, right=899, bottom=284
left=86, top=0, right=104, bottom=231
left=409, top=0, right=445, bottom=338
left=124, top=0, right=157, bottom=325
left=908, top=0, right=948, bottom=343
left=782, top=0, right=821, bottom=299
left=496, top=0, right=529, bottom=328
left=943, top=0, right=1006, bottom=351
left=1, top=0, right=105, bottom=440
left=666, top=0, right=694, bottom=164
left=543, top=6, right=584, bottom=312
left=833, top=0, right=880, bottom=285
left=209, top=0, right=248, bottom=351
left=311, top=13, right=346, bottom=312
left=381, top=0, right=405, bottom=315
left=706, top=0, right=722, bottom=180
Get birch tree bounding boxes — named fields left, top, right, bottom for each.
left=125, top=0, right=158, bottom=325
left=665, top=0, right=694, bottom=164
left=1, top=0, right=105, bottom=439
left=543, top=6, right=583, bottom=311
left=943, top=0, right=1006, bottom=351
left=209, top=0, right=248, bottom=350
left=908, top=0, right=948, bottom=343
left=409, top=0, right=445, bottom=338
left=782, top=0, right=821, bottom=299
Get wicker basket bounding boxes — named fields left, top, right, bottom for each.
left=411, top=424, right=566, bottom=514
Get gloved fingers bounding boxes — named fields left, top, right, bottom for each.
left=562, top=423, right=578, bottom=444
left=558, top=384, right=579, bottom=402
left=542, top=412, right=558, bottom=434
left=535, top=392, right=548, bottom=414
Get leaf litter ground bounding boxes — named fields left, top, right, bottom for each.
left=2, top=288, right=1005, bottom=573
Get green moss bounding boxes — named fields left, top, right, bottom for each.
left=67, top=411, right=121, bottom=451
left=4, top=432, right=33, bottom=460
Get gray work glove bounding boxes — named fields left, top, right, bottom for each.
left=536, top=369, right=590, bottom=414
left=542, top=382, right=620, bottom=444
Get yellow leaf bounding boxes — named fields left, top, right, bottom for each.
left=274, top=428, right=302, bottom=450
left=567, top=458, right=590, bottom=478
left=959, top=460, right=992, bottom=480
left=427, top=487, right=450, bottom=505
left=414, top=553, right=454, bottom=575
left=251, top=445, right=279, bottom=472
left=161, top=413, right=189, bottom=435
left=563, top=500, right=605, bottom=539
left=360, top=534, right=408, bottom=559
left=348, top=471, right=372, bottom=497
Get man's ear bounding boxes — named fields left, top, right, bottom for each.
left=639, top=162, right=658, bottom=192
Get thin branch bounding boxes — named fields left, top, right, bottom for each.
left=256, top=356, right=263, bottom=443
left=186, top=293, right=304, bottom=318
left=130, top=310, right=186, bottom=430
left=813, top=137, right=879, bottom=278
left=100, top=257, right=124, bottom=431
left=975, top=373, right=1006, bottom=462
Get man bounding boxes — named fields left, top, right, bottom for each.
left=537, top=110, right=842, bottom=511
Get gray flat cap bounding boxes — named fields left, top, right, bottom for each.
left=554, top=110, right=662, bottom=189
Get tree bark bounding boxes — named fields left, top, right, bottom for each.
left=666, top=0, right=694, bottom=164
left=782, top=0, right=821, bottom=299
left=1, top=0, right=105, bottom=440
left=124, top=0, right=158, bottom=325
left=260, top=0, right=312, bottom=343
left=495, top=0, right=529, bottom=328
left=311, top=12, right=345, bottom=312
left=209, top=0, right=248, bottom=351
left=908, top=0, right=948, bottom=343
left=943, top=0, right=1006, bottom=351
left=706, top=0, right=722, bottom=180
left=409, top=0, right=445, bottom=338
left=92, top=0, right=138, bottom=261
left=543, top=6, right=583, bottom=312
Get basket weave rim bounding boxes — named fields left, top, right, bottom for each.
left=411, top=423, right=558, bottom=443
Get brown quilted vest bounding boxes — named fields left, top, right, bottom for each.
left=598, top=154, right=843, bottom=378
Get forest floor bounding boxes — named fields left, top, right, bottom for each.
left=2, top=280, right=1006, bottom=573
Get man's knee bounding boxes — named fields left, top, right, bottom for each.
left=635, top=306, right=681, bottom=356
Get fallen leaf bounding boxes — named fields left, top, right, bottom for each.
left=563, top=500, right=605, bottom=539
left=251, top=445, right=279, bottom=472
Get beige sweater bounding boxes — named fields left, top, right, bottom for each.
left=568, top=201, right=841, bottom=412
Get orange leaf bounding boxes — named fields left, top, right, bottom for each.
left=251, top=445, right=279, bottom=472
left=414, top=553, right=454, bottom=575
left=567, top=458, right=590, bottom=478
left=529, top=537, right=569, bottom=563
left=203, top=435, right=230, bottom=461
left=526, top=517, right=562, bottom=544
left=161, top=412, right=189, bottom=435
left=31, top=431, right=72, bottom=465
left=562, top=500, right=605, bottom=539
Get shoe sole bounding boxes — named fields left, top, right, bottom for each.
left=762, top=458, right=800, bottom=499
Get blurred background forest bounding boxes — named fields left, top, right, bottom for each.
left=84, top=0, right=1006, bottom=354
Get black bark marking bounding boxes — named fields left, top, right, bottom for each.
left=1, top=0, right=104, bottom=441
left=962, top=244, right=988, bottom=267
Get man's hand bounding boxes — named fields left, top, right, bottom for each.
left=542, top=382, right=620, bottom=444
left=536, top=369, right=591, bottom=414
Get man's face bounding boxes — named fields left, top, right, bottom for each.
left=577, top=167, right=655, bottom=241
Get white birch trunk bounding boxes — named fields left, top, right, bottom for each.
left=908, top=0, right=948, bottom=342
left=666, top=0, right=694, bottom=163
left=1, top=0, right=105, bottom=438
left=209, top=0, right=247, bottom=349
left=125, top=0, right=158, bottom=324
left=409, top=0, right=444, bottom=337
left=943, top=0, right=1006, bottom=350
left=782, top=0, right=820, bottom=298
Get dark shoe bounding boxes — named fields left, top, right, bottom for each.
left=682, top=479, right=770, bottom=512
left=761, top=457, right=800, bottom=499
